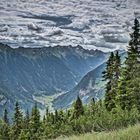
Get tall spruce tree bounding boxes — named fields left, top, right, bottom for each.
left=114, top=51, right=121, bottom=81
left=88, top=98, right=96, bottom=115
left=11, top=102, right=23, bottom=140
left=23, top=109, right=30, bottom=133
left=103, top=51, right=121, bottom=111
left=54, top=110, right=59, bottom=123
left=129, top=18, right=140, bottom=110
left=103, top=52, right=114, bottom=111
left=3, top=109, right=9, bottom=124
left=30, top=103, right=40, bottom=134
left=117, top=18, right=140, bottom=110
left=73, top=96, right=84, bottom=119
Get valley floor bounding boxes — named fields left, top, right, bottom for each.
left=56, top=124, right=140, bottom=140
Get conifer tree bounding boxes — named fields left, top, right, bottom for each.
left=45, top=107, right=54, bottom=126
left=103, top=52, right=115, bottom=111
left=0, top=123, right=10, bottom=140
left=3, top=109, right=9, bottom=124
left=30, top=103, right=40, bottom=134
left=88, top=98, right=96, bottom=115
left=54, top=110, right=59, bottom=123
left=23, top=109, right=30, bottom=133
left=129, top=18, right=140, bottom=110
left=0, top=109, right=10, bottom=140
left=117, top=18, right=140, bottom=110
left=11, top=101, right=23, bottom=140
left=114, top=51, right=121, bottom=81
left=73, top=96, right=84, bottom=119
left=65, top=109, right=71, bottom=122
left=58, top=109, right=65, bottom=123
left=129, top=18, right=140, bottom=47
left=103, top=51, right=121, bottom=111
left=17, top=130, right=28, bottom=140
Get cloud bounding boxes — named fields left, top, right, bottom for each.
left=0, top=0, right=139, bottom=52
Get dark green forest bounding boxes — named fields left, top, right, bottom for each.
left=0, top=18, right=140, bottom=140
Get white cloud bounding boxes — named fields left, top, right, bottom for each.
left=0, top=0, right=139, bottom=52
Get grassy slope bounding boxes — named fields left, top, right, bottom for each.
left=56, top=124, right=140, bottom=140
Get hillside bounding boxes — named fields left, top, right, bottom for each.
left=53, top=63, right=106, bottom=109
left=57, top=124, right=140, bottom=140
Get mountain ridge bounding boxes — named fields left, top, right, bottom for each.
left=0, top=43, right=107, bottom=116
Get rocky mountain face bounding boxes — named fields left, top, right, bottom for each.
left=53, top=63, right=106, bottom=109
left=0, top=43, right=107, bottom=116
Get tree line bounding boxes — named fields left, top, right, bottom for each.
left=103, top=18, right=140, bottom=111
left=0, top=18, right=140, bottom=140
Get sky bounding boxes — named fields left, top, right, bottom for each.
left=0, top=0, right=140, bottom=52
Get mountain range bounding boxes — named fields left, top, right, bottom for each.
left=0, top=43, right=107, bottom=116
